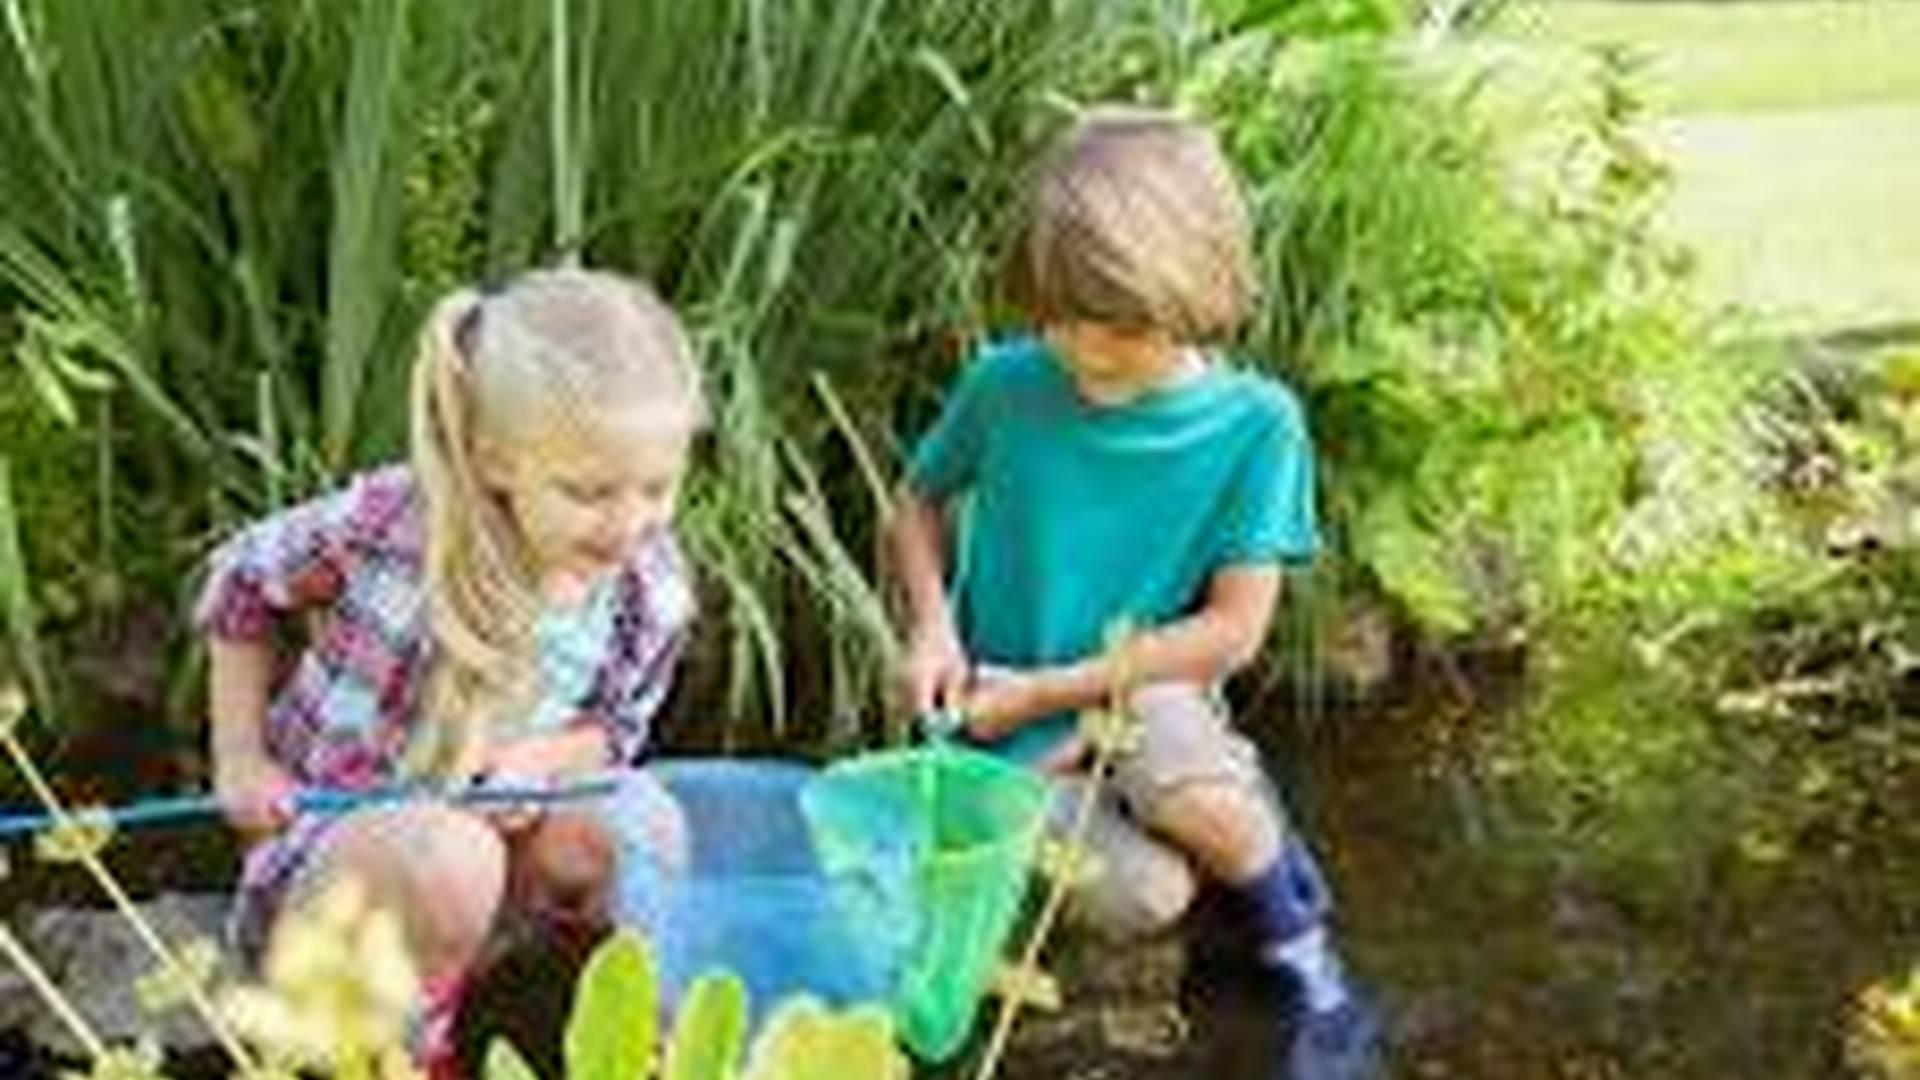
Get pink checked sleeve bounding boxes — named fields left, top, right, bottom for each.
left=191, top=472, right=390, bottom=641
left=582, top=533, right=697, bottom=763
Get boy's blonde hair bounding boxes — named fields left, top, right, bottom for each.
left=1009, top=106, right=1253, bottom=341
left=408, top=267, right=703, bottom=775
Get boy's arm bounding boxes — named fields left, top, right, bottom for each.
left=889, top=484, right=959, bottom=641
left=964, top=563, right=1281, bottom=740
left=887, top=484, right=971, bottom=713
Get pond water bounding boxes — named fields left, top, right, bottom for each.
left=2, top=673, right=1915, bottom=1078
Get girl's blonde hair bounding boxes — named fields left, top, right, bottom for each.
left=408, top=268, right=703, bottom=776
left=1008, top=106, right=1254, bottom=341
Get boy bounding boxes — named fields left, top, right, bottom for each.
left=886, top=107, right=1382, bottom=1079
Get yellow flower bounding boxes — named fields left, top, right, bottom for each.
left=1849, top=968, right=1920, bottom=1079
left=35, top=807, right=114, bottom=865
left=220, top=878, right=422, bottom=1079
left=61, top=1040, right=166, bottom=1080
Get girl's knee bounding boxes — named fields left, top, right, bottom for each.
left=400, top=808, right=509, bottom=974
left=511, top=811, right=616, bottom=921
left=303, top=806, right=508, bottom=976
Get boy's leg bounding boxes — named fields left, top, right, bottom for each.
left=1050, top=775, right=1197, bottom=939
left=1113, top=683, right=1380, bottom=1078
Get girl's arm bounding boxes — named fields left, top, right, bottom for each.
left=962, top=563, right=1282, bottom=740
left=208, top=637, right=297, bottom=833
left=198, top=474, right=393, bottom=828
left=886, top=484, right=970, bottom=714
left=482, top=725, right=610, bottom=778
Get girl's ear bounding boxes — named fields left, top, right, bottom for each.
left=472, top=437, right=516, bottom=493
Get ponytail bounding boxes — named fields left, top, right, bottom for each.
left=408, top=290, right=539, bottom=777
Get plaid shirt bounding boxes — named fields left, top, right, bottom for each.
left=194, top=465, right=694, bottom=788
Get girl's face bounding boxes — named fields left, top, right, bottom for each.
left=485, top=415, right=690, bottom=602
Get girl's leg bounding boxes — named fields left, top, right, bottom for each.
left=508, top=809, right=618, bottom=932
left=506, top=768, right=688, bottom=935
left=288, top=803, right=510, bottom=981
left=588, top=767, right=689, bottom=932
left=285, top=804, right=510, bottom=1078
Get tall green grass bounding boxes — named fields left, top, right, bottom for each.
left=0, top=0, right=1169, bottom=742
left=0, top=0, right=1786, bottom=761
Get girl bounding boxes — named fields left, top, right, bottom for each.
left=196, top=268, right=701, bottom=1076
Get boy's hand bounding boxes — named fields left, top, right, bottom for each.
left=962, top=665, right=1046, bottom=741
left=900, top=621, right=971, bottom=716
left=213, top=750, right=297, bottom=834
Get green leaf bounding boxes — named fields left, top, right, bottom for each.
left=565, top=929, right=659, bottom=1080
left=908, top=47, right=991, bottom=152
left=14, top=330, right=76, bottom=427
left=484, top=1038, right=543, bottom=1080
left=665, top=971, right=748, bottom=1080
left=323, top=0, right=414, bottom=468
left=0, top=460, right=51, bottom=712
left=1354, top=494, right=1475, bottom=635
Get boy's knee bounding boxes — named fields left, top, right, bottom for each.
left=1113, top=682, right=1262, bottom=803
left=1141, top=781, right=1281, bottom=884
left=1110, top=681, right=1285, bottom=882
left=1074, top=849, right=1197, bottom=940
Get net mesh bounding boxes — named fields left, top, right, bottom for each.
left=643, top=747, right=1050, bottom=1062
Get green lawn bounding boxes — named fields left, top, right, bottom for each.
left=1498, top=0, right=1920, bottom=115
left=1481, top=1, right=1920, bottom=333
left=1650, top=103, right=1920, bottom=332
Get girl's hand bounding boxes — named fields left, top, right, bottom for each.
left=900, top=620, right=970, bottom=717
left=471, top=728, right=607, bottom=834
left=471, top=751, right=551, bottom=835
left=213, top=751, right=297, bottom=835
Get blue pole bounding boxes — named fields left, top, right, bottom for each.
left=0, top=776, right=620, bottom=840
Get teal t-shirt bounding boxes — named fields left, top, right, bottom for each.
left=905, top=335, right=1319, bottom=762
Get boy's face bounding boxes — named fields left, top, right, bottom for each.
left=1045, top=321, right=1183, bottom=400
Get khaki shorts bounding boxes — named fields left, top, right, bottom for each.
left=1049, top=682, right=1293, bottom=939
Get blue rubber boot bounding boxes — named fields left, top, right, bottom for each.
left=1282, top=989, right=1385, bottom=1080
